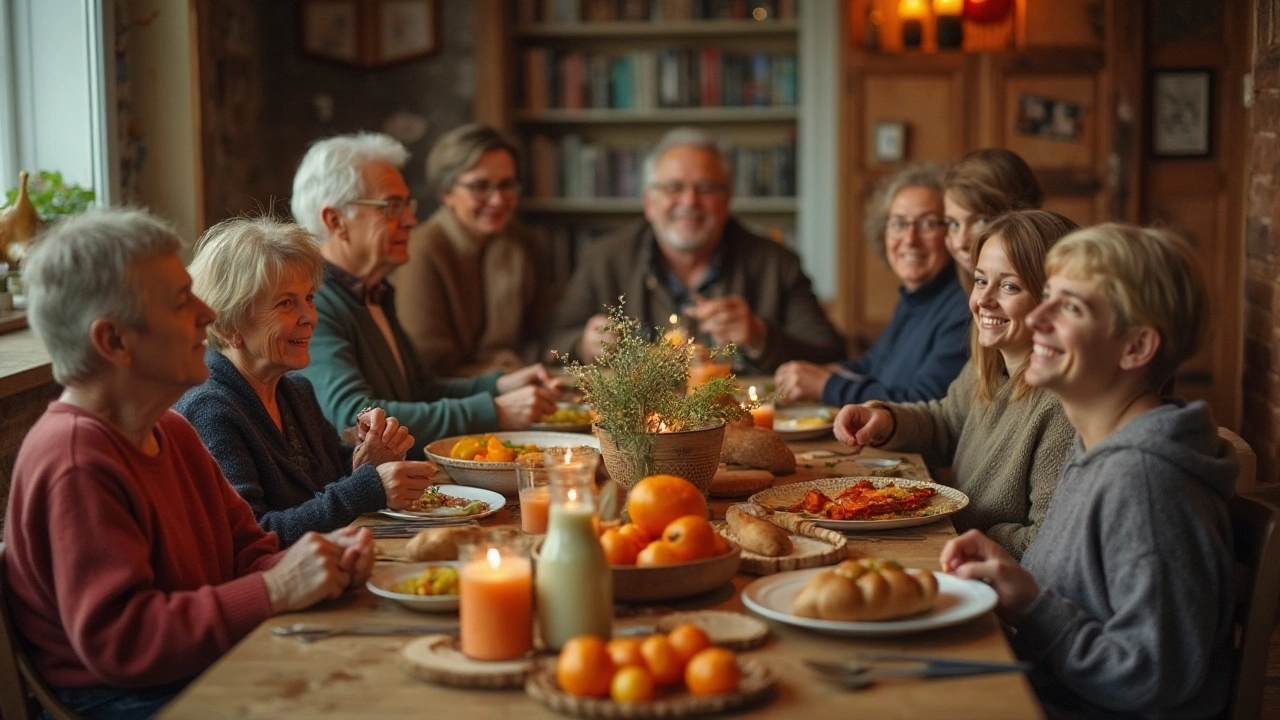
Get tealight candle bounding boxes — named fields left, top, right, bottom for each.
left=746, top=385, right=775, bottom=429
left=663, top=313, right=688, bottom=346
left=459, top=542, right=533, bottom=661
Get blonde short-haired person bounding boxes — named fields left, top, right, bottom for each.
left=5, top=209, right=374, bottom=717
left=833, top=210, right=1077, bottom=558
left=176, top=217, right=439, bottom=547
left=389, top=124, right=554, bottom=377
left=941, top=224, right=1237, bottom=718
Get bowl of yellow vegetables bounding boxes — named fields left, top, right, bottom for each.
left=367, top=562, right=460, bottom=613
left=425, top=431, right=601, bottom=496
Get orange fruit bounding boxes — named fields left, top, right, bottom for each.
left=609, top=665, right=656, bottom=703
left=626, top=474, right=706, bottom=538
left=636, top=540, right=682, bottom=567
left=639, top=634, right=684, bottom=686
left=713, top=532, right=731, bottom=555
left=666, top=623, right=712, bottom=664
left=600, top=528, right=640, bottom=566
left=617, top=523, right=651, bottom=551
left=660, top=515, right=719, bottom=561
left=684, top=647, right=740, bottom=696
left=606, top=637, right=646, bottom=669
left=556, top=635, right=615, bottom=698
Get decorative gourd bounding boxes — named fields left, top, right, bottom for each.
left=0, top=172, right=40, bottom=267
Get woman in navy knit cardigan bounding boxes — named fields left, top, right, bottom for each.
left=175, top=217, right=438, bottom=546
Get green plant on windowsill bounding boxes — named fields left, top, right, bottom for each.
left=5, top=170, right=95, bottom=219
left=556, top=299, right=750, bottom=491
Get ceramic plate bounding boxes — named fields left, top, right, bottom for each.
left=425, top=432, right=602, bottom=496
left=773, top=406, right=838, bottom=441
left=741, top=568, right=997, bottom=637
left=378, top=484, right=505, bottom=522
left=367, top=562, right=460, bottom=613
left=529, top=402, right=593, bottom=433
left=747, top=477, right=968, bottom=531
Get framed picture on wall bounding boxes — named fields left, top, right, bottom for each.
left=1150, top=69, right=1214, bottom=159
left=872, top=121, right=907, bottom=164
left=300, top=0, right=439, bottom=68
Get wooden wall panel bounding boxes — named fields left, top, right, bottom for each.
left=1041, top=195, right=1097, bottom=226
left=863, top=75, right=964, bottom=165
left=1001, top=75, right=1098, bottom=170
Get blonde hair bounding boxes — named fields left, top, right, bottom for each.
left=1044, top=223, right=1208, bottom=390
left=969, top=210, right=1078, bottom=402
left=188, top=217, right=323, bottom=351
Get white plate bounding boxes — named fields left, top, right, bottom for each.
left=378, top=484, right=505, bottom=522
left=529, top=402, right=593, bottom=433
left=425, top=432, right=602, bottom=496
left=367, top=562, right=460, bottom=613
left=741, top=568, right=997, bottom=637
left=773, top=406, right=838, bottom=441
left=748, top=477, right=968, bottom=531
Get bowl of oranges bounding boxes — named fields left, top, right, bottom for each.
left=602, top=475, right=741, bottom=602
left=525, top=627, right=776, bottom=715
left=425, top=431, right=600, bottom=495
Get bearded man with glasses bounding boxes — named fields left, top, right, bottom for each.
left=290, top=132, right=560, bottom=460
left=545, top=127, right=845, bottom=373
left=774, top=164, right=970, bottom=406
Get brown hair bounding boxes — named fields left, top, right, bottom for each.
left=862, top=163, right=946, bottom=264
left=944, top=148, right=1043, bottom=217
left=969, top=209, right=1079, bottom=402
left=426, top=123, right=522, bottom=196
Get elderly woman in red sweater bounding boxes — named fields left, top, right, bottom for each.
left=4, top=208, right=374, bottom=718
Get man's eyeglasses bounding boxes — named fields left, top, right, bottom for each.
left=649, top=181, right=730, bottom=198
left=349, top=197, right=417, bottom=220
left=456, top=179, right=522, bottom=199
left=886, top=216, right=944, bottom=236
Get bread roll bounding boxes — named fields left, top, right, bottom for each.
left=790, top=558, right=938, bottom=622
left=721, top=425, right=796, bottom=475
left=725, top=505, right=793, bottom=557
left=404, top=527, right=472, bottom=562
left=710, top=466, right=775, bottom=498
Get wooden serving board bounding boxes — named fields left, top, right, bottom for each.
left=713, top=514, right=846, bottom=575
left=401, top=634, right=533, bottom=689
left=524, top=657, right=776, bottom=718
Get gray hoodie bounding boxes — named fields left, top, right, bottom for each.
left=1016, top=400, right=1237, bottom=719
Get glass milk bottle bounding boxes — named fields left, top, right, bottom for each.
left=535, top=447, right=612, bottom=650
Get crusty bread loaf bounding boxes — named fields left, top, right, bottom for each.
left=790, top=558, right=938, bottom=622
left=720, top=424, right=796, bottom=475
left=709, top=466, right=775, bottom=497
left=405, top=527, right=472, bottom=562
left=725, top=505, right=793, bottom=557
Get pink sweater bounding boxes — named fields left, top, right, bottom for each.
left=3, top=403, right=281, bottom=688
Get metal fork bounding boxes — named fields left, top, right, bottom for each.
left=271, top=623, right=458, bottom=643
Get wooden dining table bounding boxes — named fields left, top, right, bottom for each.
left=158, top=435, right=1044, bottom=720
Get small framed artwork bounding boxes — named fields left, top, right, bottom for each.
left=872, top=121, right=907, bottom=164
left=300, top=0, right=439, bottom=68
left=1150, top=69, right=1214, bottom=159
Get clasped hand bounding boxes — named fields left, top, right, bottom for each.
left=495, top=364, right=563, bottom=429
left=263, top=526, right=375, bottom=614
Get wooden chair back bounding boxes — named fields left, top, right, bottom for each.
left=1228, top=494, right=1280, bottom=720
left=1219, top=427, right=1258, bottom=491
left=0, top=546, right=78, bottom=719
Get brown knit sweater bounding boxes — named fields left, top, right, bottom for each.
left=879, top=361, right=1074, bottom=558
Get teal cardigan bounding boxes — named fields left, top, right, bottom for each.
left=297, top=264, right=501, bottom=459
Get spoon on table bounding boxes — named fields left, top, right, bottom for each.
left=272, top=623, right=458, bottom=643
left=804, top=656, right=1029, bottom=689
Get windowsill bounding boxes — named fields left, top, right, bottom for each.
left=0, top=325, right=54, bottom=399
left=0, top=309, right=27, bottom=334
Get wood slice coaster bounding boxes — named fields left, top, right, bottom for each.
left=653, top=611, right=769, bottom=651
left=400, top=634, right=534, bottom=689
left=714, top=519, right=846, bottom=575
left=525, top=657, right=777, bottom=718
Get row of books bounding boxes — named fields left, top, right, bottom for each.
left=519, top=0, right=799, bottom=24
left=526, top=134, right=796, bottom=199
left=523, top=48, right=798, bottom=111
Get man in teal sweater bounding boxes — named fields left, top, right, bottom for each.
left=290, top=132, right=560, bottom=458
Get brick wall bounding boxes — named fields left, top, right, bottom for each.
left=1245, top=0, right=1280, bottom=486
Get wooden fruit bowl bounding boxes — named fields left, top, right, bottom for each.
left=611, top=541, right=742, bottom=603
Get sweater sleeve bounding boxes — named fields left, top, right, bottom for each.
left=821, top=308, right=969, bottom=406
left=983, top=396, right=1072, bottom=558
left=1011, top=462, right=1231, bottom=714
left=745, top=265, right=846, bottom=373
left=45, top=468, right=273, bottom=687
left=305, top=296, right=499, bottom=455
left=393, top=242, right=465, bottom=377
left=877, top=363, right=974, bottom=469
left=544, top=247, right=611, bottom=364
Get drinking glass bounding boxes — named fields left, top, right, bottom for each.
left=515, top=455, right=552, bottom=534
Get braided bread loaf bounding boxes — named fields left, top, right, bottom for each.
left=790, top=558, right=938, bottom=622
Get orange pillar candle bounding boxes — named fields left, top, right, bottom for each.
left=746, top=386, right=774, bottom=429
left=519, top=485, right=551, bottom=534
left=459, top=546, right=533, bottom=660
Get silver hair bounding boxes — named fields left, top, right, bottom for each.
left=289, top=132, right=410, bottom=238
left=641, top=127, right=733, bottom=187
left=188, top=217, right=323, bottom=352
left=863, top=162, right=946, bottom=263
left=23, top=207, right=183, bottom=385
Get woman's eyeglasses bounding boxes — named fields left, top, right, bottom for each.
left=349, top=197, right=417, bottom=220
left=886, top=216, right=944, bottom=236
left=455, top=179, right=522, bottom=199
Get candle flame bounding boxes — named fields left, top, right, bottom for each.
left=669, top=313, right=678, bottom=325
left=749, top=385, right=759, bottom=402
left=486, top=547, right=500, bottom=569
left=567, top=488, right=579, bottom=503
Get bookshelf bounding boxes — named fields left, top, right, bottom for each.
left=483, top=0, right=839, bottom=298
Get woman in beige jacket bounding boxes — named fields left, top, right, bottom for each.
left=390, top=124, right=553, bottom=377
